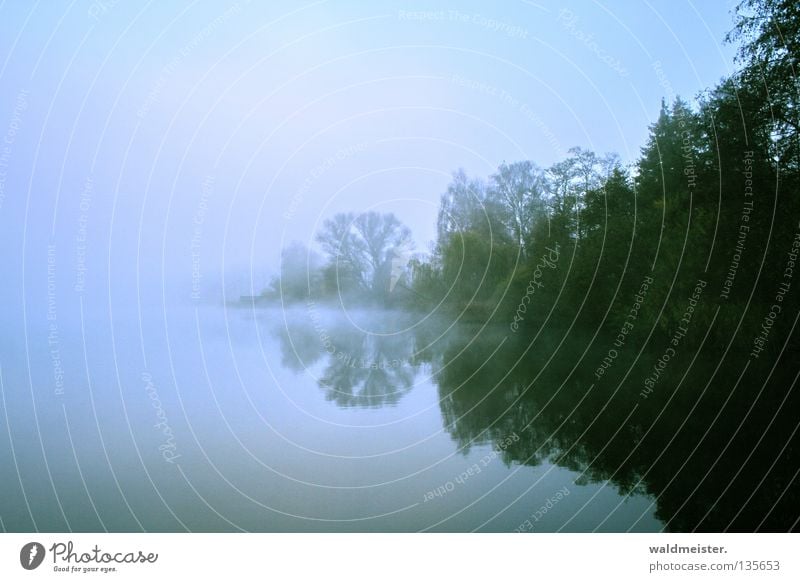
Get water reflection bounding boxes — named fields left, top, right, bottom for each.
left=272, top=308, right=799, bottom=531
left=274, top=310, right=421, bottom=408
left=428, top=324, right=800, bottom=532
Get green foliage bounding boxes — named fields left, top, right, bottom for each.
left=262, top=0, right=800, bottom=532
left=439, top=229, right=518, bottom=316
left=267, top=0, right=800, bottom=351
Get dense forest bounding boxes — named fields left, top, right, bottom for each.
left=264, top=0, right=799, bottom=358
left=267, top=0, right=800, bottom=531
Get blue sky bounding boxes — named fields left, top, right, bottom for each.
left=0, top=0, right=739, bottom=302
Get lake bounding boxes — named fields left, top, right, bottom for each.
left=0, top=302, right=792, bottom=532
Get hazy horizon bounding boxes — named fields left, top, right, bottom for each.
left=0, top=1, right=737, bottom=304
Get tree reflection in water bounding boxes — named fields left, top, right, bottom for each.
left=274, top=310, right=420, bottom=408
left=274, top=311, right=799, bottom=531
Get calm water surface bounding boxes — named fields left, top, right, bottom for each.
left=0, top=303, right=699, bottom=532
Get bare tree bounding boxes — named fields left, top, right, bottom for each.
left=316, top=211, right=414, bottom=295
left=488, top=161, right=547, bottom=257
left=436, top=169, right=487, bottom=244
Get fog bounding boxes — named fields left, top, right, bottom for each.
left=11, top=1, right=795, bottom=536
left=0, top=1, right=736, bottom=314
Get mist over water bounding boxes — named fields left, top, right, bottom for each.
left=0, top=1, right=798, bottom=535
left=0, top=302, right=664, bottom=532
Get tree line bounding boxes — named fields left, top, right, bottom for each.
left=264, top=0, right=798, bottom=357
left=264, top=0, right=800, bottom=530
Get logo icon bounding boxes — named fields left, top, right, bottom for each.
left=20, top=542, right=45, bottom=570
left=388, top=248, right=414, bottom=293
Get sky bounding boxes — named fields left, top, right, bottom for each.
left=0, top=0, right=739, bottom=305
